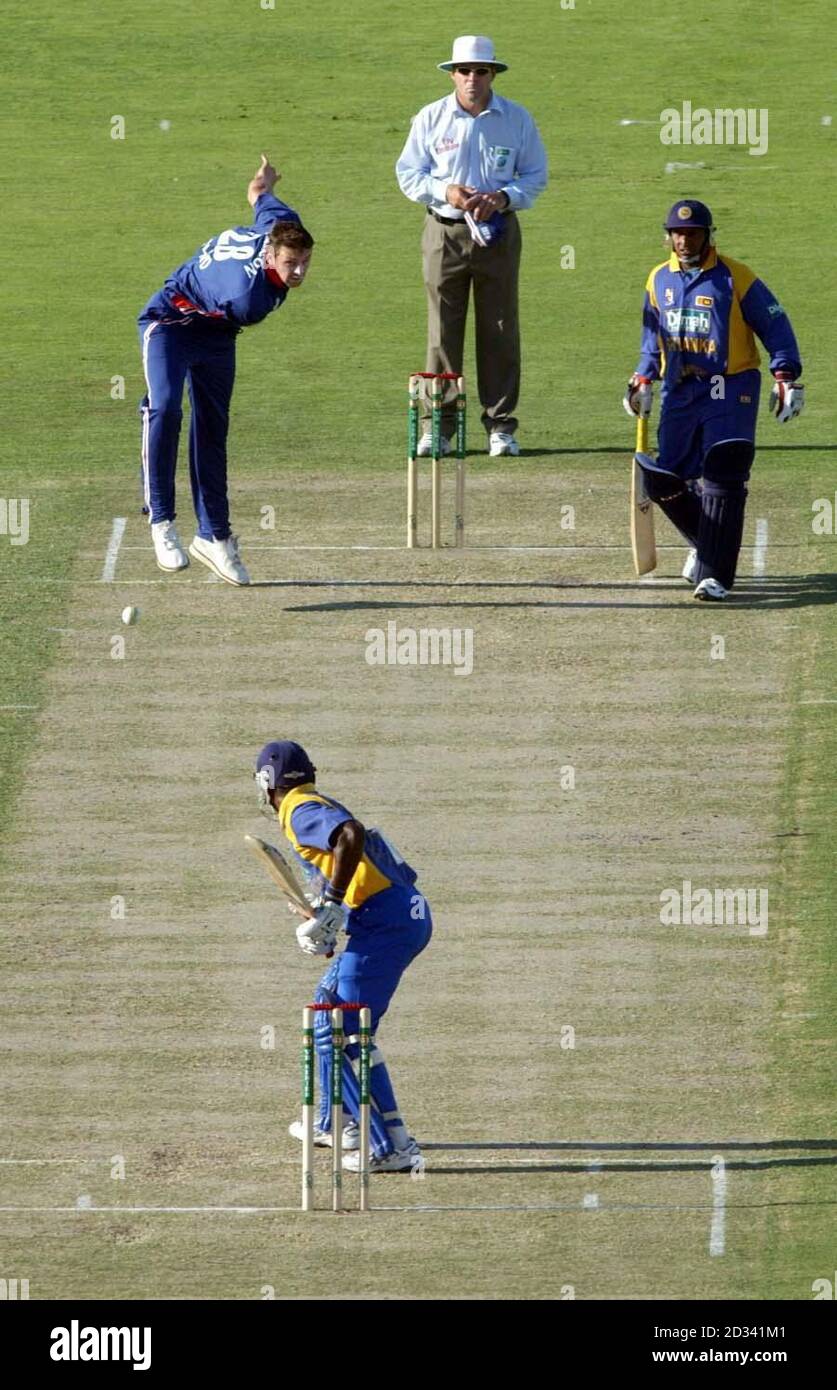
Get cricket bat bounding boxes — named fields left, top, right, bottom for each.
left=244, top=834, right=315, bottom=918
left=630, top=414, right=657, bottom=575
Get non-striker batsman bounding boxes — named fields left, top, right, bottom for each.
left=624, top=200, right=804, bottom=599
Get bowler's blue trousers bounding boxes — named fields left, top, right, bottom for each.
left=138, top=301, right=237, bottom=538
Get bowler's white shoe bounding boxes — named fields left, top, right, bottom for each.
left=151, top=520, right=189, bottom=572
left=682, top=548, right=699, bottom=583
left=288, top=1118, right=359, bottom=1151
left=416, top=432, right=451, bottom=458
left=189, top=534, right=250, bottom=586
left=694, top=577, right=728, bottom=601
left=489, top=430, right=520, bottom=457
left=342, top=1137, right=421, bottom=1173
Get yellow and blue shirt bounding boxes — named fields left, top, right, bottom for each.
left=637, top=249, right=801, bottom=389
left=278, top=784, right=419, bottom=927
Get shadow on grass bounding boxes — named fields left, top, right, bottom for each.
left=272, top=574, right=836, bottom=613
left=513, top=445, right=837, bottom=457
left=420, top=1138, right=837, bottom=1177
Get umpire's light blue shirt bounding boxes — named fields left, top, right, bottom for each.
left=396, top=92, right=548, bottom=218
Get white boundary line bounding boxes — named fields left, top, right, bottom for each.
left=709, top=1155, right=727, bottom=1256
left=100, top=517, right=127, bottom=582
left=752, top=518, right=768, bottom=576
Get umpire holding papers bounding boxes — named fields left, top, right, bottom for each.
left=624, top=200, right=803, bottom=600
left=138, top=156, right=313, bottom=585
left=396, top=36, right=547, bottom=457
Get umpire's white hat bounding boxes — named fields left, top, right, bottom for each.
left=438, top=36, right=508, bottom=73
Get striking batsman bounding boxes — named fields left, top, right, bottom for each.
left=254, top=741, right=432, bottom=1174
left=624, top=200, right=803, bottom=600
left=138, top=156, right=314, bottom=585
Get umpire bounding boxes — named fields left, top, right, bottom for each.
left=396, top=36, right=547, bottom=458
left=624, top=200, right=803, bottom=599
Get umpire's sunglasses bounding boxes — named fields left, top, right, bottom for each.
left=455, top=66, right=492, bottom=75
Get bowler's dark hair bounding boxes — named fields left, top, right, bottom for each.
left=268, top=220, right=314, bottom=251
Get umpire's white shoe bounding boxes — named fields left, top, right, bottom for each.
left=189, top=534, right=250, bottom=586
left=682, top=548, right=699, bottom=583
left=342, top=1137, right=421, bottom=1173
left=694, top=577, right=729, bottom=601
left=489, top=430, right=520, bottom=457
left=416, top=432, right=451, bottom=458
left=151, top=520, right=189, bottom=572
left=287, top=1118, right=360, bottom=1151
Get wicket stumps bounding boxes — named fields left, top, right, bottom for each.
left=407, top=372, right=466, bottom=548
left=301, top=1003, right=372, bottom=1213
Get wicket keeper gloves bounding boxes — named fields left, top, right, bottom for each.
left=623, top=374, right=653, bottom=418
left=769, top=372, right=805, bottom=423
left=295, top=904, right=343, bottom=957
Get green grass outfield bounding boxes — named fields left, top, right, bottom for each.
left=0, top=0, right=834, bottom=1300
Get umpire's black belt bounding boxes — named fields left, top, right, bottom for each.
left=427, top=208, right=512, bottom=226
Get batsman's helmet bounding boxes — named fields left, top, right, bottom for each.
left=664, top=200, right=714, bottom=231
left=255, top=740, right=316, bottom=792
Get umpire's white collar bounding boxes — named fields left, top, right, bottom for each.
left=447, top=90, right=506, bottom=119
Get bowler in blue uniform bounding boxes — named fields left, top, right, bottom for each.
left=624, top=200, right=804, bottom=600
left=138, top=155, right=314, bottom=585
left=254, top=740, right=432, bottom=1174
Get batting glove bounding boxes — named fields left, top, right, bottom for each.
left=294, top=903, right=343, bottom=956
left=623, top=374, right=653, bottom=418
left=769, top=374, right=804, bottom=424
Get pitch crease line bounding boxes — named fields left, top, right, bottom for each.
left=100, top=517, right=127, bottom=582
left=709, top=1155, right=727, bottom=1256
left=752, top=517, right=768, bottom=576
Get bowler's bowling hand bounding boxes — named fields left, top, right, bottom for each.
left=248, top=153, right=280, bottom=205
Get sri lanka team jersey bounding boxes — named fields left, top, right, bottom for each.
left=139, top=193, right=301, bottom=330
left=636, top=249, right=802, bottom=388
left=277, top=784, right=418, bottom=916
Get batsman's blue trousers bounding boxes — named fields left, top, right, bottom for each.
left=313, top=891, right=432, bottom=1156
left=658, top=370, right=760, bottom=478
left=138, top=310, right=237, bottom=538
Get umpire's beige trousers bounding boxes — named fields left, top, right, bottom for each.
left=421, top=211, right=522, bottom=438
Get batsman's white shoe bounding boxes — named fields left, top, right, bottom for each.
left=415, top=432, right=451, bottom=458
left=189, top=534, right=250, bottom=586
left=489, top=430, right=520, bottom=457
left=151, top=520, right=189, bottom=572
left=694, top=577, right=729, bottom=602
left=682, top=548, right=699, bottom=583
left=287, top=1118, right=360, bottom=1151
left=342, top=1137, right=421, bottom=1173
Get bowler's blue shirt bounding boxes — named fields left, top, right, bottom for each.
left=143, top=193, right=301, bottom=329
